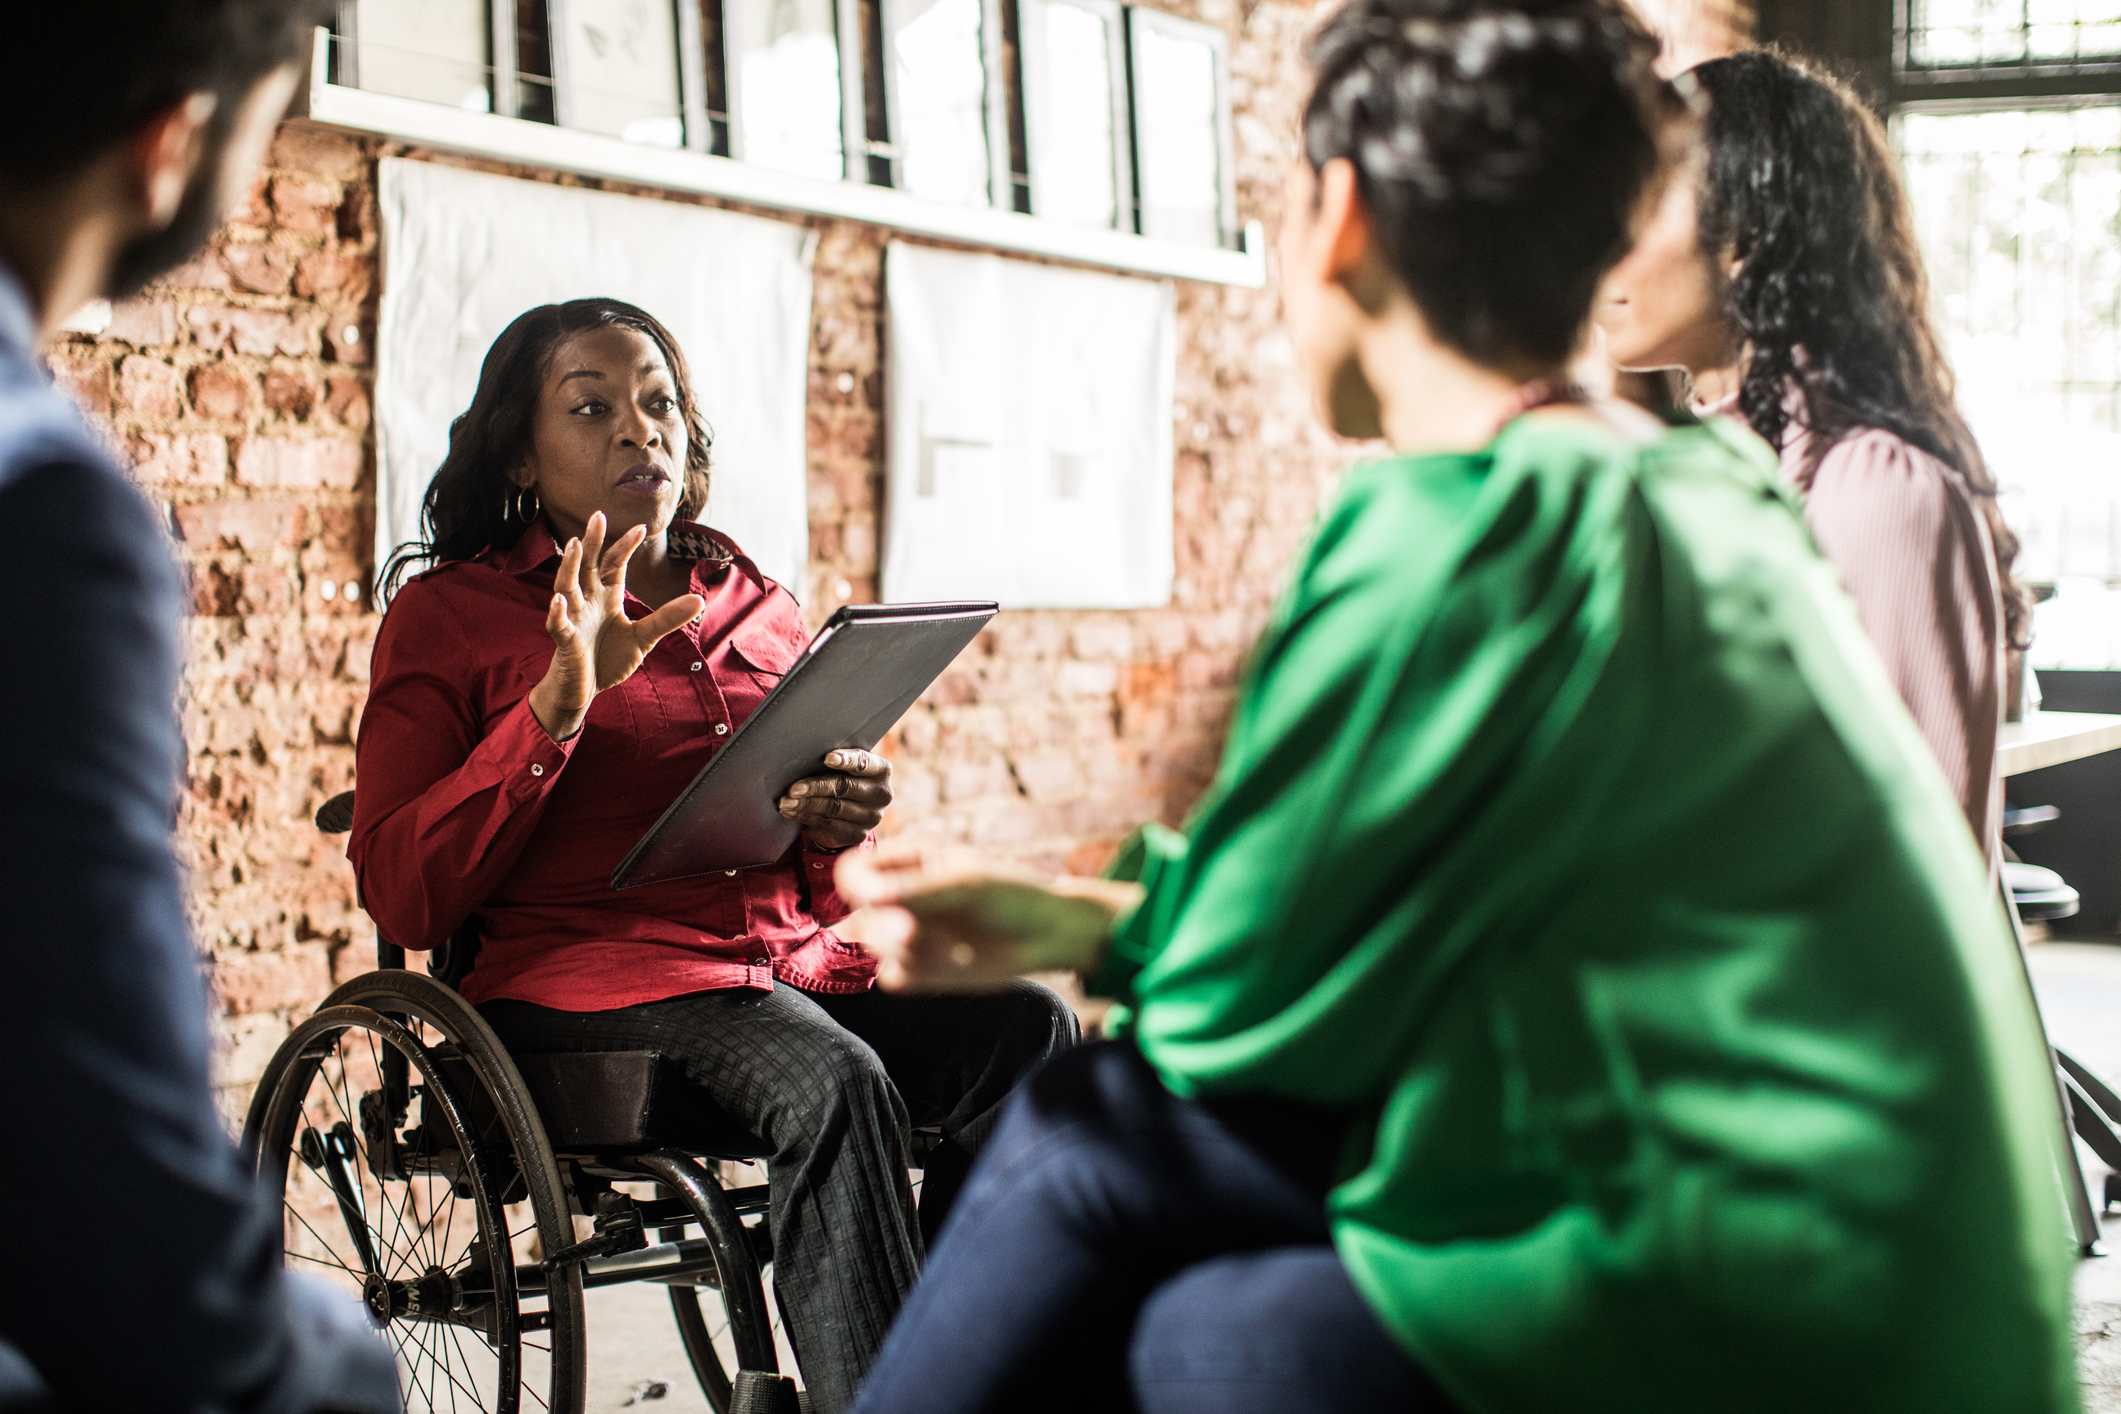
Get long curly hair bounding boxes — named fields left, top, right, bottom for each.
left=1692, top=49, right=2030, bottom=647
left=379, top=298, right=714, bottom=600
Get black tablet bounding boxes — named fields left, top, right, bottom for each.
left=611, top=601, right=998, bottom=889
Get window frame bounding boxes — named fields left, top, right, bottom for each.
left=872, top=0, right=1014, bottom=206
left=1123, top=7, right=1237, bottom=249
left=297, top=5, right=1265, bottom=285
left=720, top=0, right=870, bottom=177
left=1015, top=0, right=1134, bottom=232
left=1891, top=0, right=2121, bottom=105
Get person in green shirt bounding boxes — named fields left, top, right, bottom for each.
left=840, top=1, right=2081, bottom=1410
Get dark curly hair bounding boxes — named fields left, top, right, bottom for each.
left=1301, top=0, right=1666, bottom=369
left=379, top=298, right=714, bottom=600
left=1692, top=48, right=2030, bottom=647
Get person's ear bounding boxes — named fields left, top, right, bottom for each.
left=1313, top=157, right=1373, bottom=287
left=127, top=93, right=219, bottom=230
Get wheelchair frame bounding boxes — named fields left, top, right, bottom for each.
left=240, top=792, right=816, bottom=1414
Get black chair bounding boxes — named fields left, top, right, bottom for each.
left=241, top=789, right=905, bottom=1414
left=2002, top=802, right=2121, bottom=1228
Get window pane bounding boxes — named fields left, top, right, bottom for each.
left=1132, top=22, right=1223, bottom=246
left=553, top=0, right=686, bottom=147
left=1022, top=0, right=1120, bottom=229
left=727, top=0, right=846, bottom=181
left=353, top=0, right=493, bottom=112
left=1897, top=104, right=2121, bottom=612
left=889, top=0, right=994, bottom=207
left=1908, top=0, right=2121, bottom=65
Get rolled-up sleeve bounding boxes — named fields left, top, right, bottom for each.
left=350, top=579, right=578, bottom=951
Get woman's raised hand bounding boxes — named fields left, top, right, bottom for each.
left=527, top=511, right=705, bottom=741
left=834, top=850, right=1143, bottom=992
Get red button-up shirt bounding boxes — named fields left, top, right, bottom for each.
left=350, top=519, right=876, bottom=1011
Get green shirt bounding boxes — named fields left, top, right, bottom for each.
left=1099, top=415, right=2077, bottom=1413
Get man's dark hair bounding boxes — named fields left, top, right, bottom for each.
left=1301, top=0, right=1666, bottom=369
left=0, top=2, right=334, bottom=184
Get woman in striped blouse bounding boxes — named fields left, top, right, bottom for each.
left=1596, top=49, right=2025, bottom=870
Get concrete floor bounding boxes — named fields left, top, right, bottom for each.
left=546, top=943, right=2121, bottom=1412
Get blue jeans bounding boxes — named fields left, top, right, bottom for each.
left=850, top=1041, right=1453, bottom=1414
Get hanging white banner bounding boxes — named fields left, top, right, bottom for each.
left=882, top=242, right=1175, bottom=609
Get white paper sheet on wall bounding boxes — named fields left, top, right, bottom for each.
left=882, top=243, right=1175, bottom=608
left=375, top=158, right=816, bottom=594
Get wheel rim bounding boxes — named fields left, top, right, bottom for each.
left=251, top=1004, right=566, bottom=1413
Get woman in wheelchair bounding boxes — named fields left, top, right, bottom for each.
left=349, top=296, right=1077, bottom=1413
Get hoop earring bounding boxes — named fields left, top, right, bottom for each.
left=506, top=485, right=539, bottom=526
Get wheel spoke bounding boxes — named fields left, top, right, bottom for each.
left=410, top=1321, right=485, bottom=1414
left=392, top=1323, right=438, bottom=1413
left=284, top=1248, right=368, bottom=1282
left=441, top=1320, right=492, bottom=1412
left=283, top=1190, right=366, bottom=1280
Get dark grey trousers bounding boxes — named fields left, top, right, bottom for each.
left=481, top=980, right=1079, bottom=1413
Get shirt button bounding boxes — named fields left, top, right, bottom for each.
left=690, top=661, right=703, bottom=672
left=715, top=723, right=729, bottom=735
left=724, top=869, right=738, bottom=878
left=530, top=763, right=545, bottom=777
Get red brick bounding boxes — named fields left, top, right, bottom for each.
left=171, top=499, right=309, bottom=552
left=215, top=941, right=335, bottom=1017
left=222, top=239, right=297, bottom=295
left=294, top=247, right=372, bottom=301
left=48, top=355, right=112, bottom=419
left=1009, top=750, right=1085, bottom=801
left=191, top=559, right=297, bottom=617
left=127, top=431, right=228, bottom=486
left=104, top=298, right=182, bottom=348
left=235, top=435, right=364, bottom=490
left=324, top=317, right=370, bottom=366
left=1056, top=661, right=1120, bottom=698
left=268, top=124, right=371, bottom=183
left=116, top=354, right=185, bottom=423
left=188, top=364, right=259, bottom=423
left=268, top=172, right=343, bottom=236
left=262, top=366, right=322, bottom=420
left=323, top=376, right=371, bottom=430
left=186, top=304, right=325, bottom=357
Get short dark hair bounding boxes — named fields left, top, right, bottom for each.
left=1301, top=0, right=1665, bottom=369
left=0, top=2, right=333, bottom=184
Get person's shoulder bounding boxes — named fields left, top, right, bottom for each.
left=1804, top=425, right=1964, bottom=537
left=378, top=558, right=499, bottom=647
left=0, top=448, right=175, bottom=595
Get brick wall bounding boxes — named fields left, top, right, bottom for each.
left=47, top=0, right=1746, bottom=1106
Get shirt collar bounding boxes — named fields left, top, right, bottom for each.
left=0, top=262, right=38, bottom=366
left=486, top=517, right=742, bottom=580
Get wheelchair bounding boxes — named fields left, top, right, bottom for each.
left=241, top=789, right=903, bottom=1414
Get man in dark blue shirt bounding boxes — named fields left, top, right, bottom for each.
left=0, top=7, right=398, bottom=1410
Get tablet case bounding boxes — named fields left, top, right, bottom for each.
left=611, top=601, right=997, bottom=889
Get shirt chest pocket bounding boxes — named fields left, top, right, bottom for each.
left=719, top=622, right=805, bottom=728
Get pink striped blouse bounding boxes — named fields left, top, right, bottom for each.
left=1703, top=395, right=2005, bottom=870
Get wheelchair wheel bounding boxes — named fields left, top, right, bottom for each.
left=665, top=1226, right=788, bottom=1413
left=243, top=972, right=588, bottom=1414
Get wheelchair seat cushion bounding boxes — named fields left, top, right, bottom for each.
left=435, top=1049, right=773, bottom=1160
